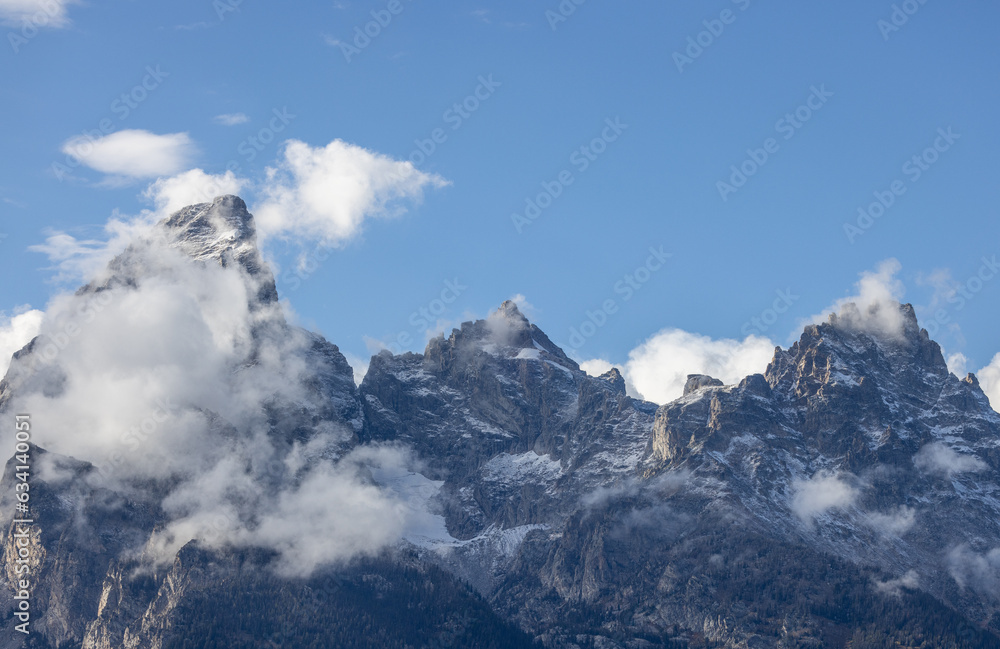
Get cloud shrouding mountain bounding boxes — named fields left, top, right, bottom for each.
left=6, top=223, right=432, bottom=576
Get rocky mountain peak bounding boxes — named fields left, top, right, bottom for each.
left=159, top=195, right=278, bottom=304
left=683, top=373, right=724, bottom=395
left=162, top=195, right=256, bottom=260
left=496, top=299, right=528, bottom=323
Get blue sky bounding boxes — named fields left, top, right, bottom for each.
left=1, top=0, right=998, bottom=401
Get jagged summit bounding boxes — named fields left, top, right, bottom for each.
left=599, top=367, right=627, bottom=394
left=160, top=195, right=269, bottom=280
left=410, top=300, right=580, bottom=373
left=86, top=195, right=279, bottom=305
left=495, top=299, right=529, bottom=323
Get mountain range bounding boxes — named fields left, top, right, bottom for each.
left=1, top=196, right=999, bottom=648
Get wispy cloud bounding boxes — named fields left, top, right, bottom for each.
left=913, top=442, right=987, bottom=477
left=214, top=112, right=250, bottom=126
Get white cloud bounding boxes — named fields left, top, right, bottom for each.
left=913, top=442, right=987, bottom=477
left=0, top=307, right=44, bottom=377
left=60, top=130, right=197, bottom=181
left=947, top=352, right=969, bottom=377
left=580, top=359, right=614, bottom=378
left=254, top=139, right=448, bottom=248
left=803, top=258, right=908, bottom=340
left=865, top=506, right=916, bottom=536
left=0, top=0, right=77, bottom=27
left=947, top=545, right=1000, bottom=596
left=874, top=570, right=919, bottom=597
left=622, top=329, right=775, bottom=404
left=978, top=353, right=1000, bottom=412
left=790, top=471, right=858, bottom=524
left=143, top=169, right=247, bottom=215
left=214, top=113, right=250, bottom=126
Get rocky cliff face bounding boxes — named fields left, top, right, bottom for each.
left=2, top=197, right=1000, bottom=648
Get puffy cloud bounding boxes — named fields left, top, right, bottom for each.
left=60, top=130, right=196, bottom=181
left=913, top=442, right=987, bottom=477
left=0, top=0, right=77, bottom=27
left=254, top=139, right=448, bottom=248
left=804, top=258, right=908, bottom=340
left=622, top=329, right=775, bottom=404
left=0, top=307, right=44, bottom=377
left=143, top=169, right=247, bottom=215
left=579, top=359, right=614, bottom=378
left=214, top=113, right=250, bottom=126
left=978, top=353, right=1000, bottom=412
left=946, top=352, right=969, bottom=377
left=790, top=471, right=858, bottom=524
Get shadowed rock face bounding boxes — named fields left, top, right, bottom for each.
left=3, top=199, right=1000, bottom=648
